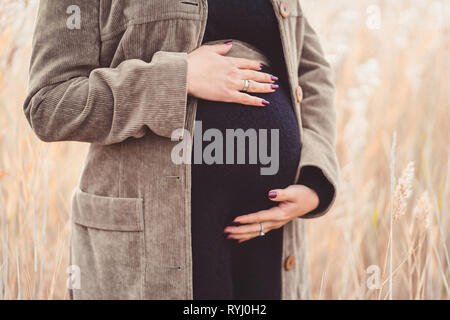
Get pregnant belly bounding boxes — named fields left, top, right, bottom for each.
left=192, top=63, right=302, bottom=210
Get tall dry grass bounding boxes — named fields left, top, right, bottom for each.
left=0, top=0, right=448, bottom=299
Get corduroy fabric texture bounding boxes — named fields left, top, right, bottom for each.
left=24, top=0, right=340, bottom=300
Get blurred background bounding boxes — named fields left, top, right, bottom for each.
left=0, top=0, right=448, bottom=299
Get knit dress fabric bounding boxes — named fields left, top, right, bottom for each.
left=190, top=0, right=300, bottom=300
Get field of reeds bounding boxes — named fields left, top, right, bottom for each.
left=0, top=0, right=448, bottom=299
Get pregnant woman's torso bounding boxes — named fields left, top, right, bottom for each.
left=192, top=0, right=301, bottom=214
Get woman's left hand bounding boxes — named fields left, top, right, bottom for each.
left=224, top=185, right=320, bottom=243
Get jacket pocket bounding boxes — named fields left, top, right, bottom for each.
left=69, top=187, right=144, bottom=299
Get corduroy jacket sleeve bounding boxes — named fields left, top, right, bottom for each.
left=297, top=16, right=340, bottom=219
left=23, top=0, right=188, bottom=145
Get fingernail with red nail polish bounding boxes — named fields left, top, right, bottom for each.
left=268, top=191, right=277, bottom=199
left=271, top=76, right=279, bottom=81
left=271, top=84, right=279, bottom=89
left=262, top=100, right=270, bottom=106
left=225, top=41, right=233, bottom=45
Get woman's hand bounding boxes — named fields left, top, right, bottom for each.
left=224, top=185, right=320, bottom=243
left=187, top=41, right=279, bottom=107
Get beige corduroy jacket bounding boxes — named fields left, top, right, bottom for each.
left=24, top=0, right=339, bottom=300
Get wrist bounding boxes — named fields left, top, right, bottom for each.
left=303, top=185, right=320, bottom=211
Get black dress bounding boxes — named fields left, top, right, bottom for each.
left=191, top=0, right=331, bottom=300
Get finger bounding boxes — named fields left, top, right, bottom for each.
left=268, top=186, right=298, bottom=202
left=227, top=231, right=260, bottom=241
left=239, top=69, right=277, bottom=84
left=233, top=206, right=286, bottom=224
left=208, top=41, right=233, bottom=55
left=224, top=221, right=279, bottom=235
left=228, top=57, right=263, bottom=70
left=229, top=91, right=270, bottom=107
left=246, top=81, right=278, bottom=93
left=232, top=79, right=277, bottom=94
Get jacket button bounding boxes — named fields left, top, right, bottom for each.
left=296, top=85, right=303, bottom=103
left=285, top=254, right=295, bottom=271
left=279, top=1, right=290, bottom=18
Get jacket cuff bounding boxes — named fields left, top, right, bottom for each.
left=297, top=166, right=335, bottom=218
left=297, top=128, right=340, bottom=218
left=136, top=51, right=189, bottom=139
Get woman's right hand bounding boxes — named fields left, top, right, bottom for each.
left=187, top=41, right=279, bottom=107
